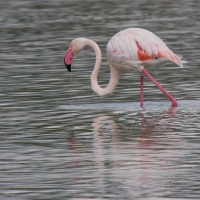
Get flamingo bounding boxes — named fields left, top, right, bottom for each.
left=64, top=28, right=183, bottom=107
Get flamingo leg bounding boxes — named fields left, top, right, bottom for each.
left=141, top=69, right=177, bottom=107
left=140, top=75, right=144, bottom=107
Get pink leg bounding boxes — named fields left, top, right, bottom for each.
left=140, top=75, right=144, bottom=107
left=141, top=69, right=177, bottom=107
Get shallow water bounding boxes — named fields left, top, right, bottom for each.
left=1, top=0, right=200, bottom=199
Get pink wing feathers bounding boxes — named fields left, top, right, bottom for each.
left=106, top=28, right=183, bottom=70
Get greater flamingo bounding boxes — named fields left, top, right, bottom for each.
left=64, top=28, right=183, bottom=107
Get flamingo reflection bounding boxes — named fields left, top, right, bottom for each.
left=67, top=106, right=180, bottom=194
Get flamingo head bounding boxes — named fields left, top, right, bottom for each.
left=64, top=38, right=87, bottom=72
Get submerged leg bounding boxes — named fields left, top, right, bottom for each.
left=141, top=69, right=177, bottom=107
left=140, top=75, right=144, bottom=107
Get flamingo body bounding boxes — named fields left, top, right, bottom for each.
left=106, top=28, right=182, bottom=72
left=64, top=28, right=183, bottom=107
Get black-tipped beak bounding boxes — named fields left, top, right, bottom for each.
left=65, top=63, right=71, bottom=72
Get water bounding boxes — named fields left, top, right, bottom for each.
left=0, top=0, right=200, bottom=199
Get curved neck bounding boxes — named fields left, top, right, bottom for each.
left=86, top=39, right=121, bottom=97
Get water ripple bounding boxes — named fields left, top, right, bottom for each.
left=0, top=0, right=200, bottom=199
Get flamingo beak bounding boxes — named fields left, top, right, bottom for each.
left=64, top=46, right=74, bottom=72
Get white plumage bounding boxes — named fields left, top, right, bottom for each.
left=107, top=28, right=182, bottom=71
